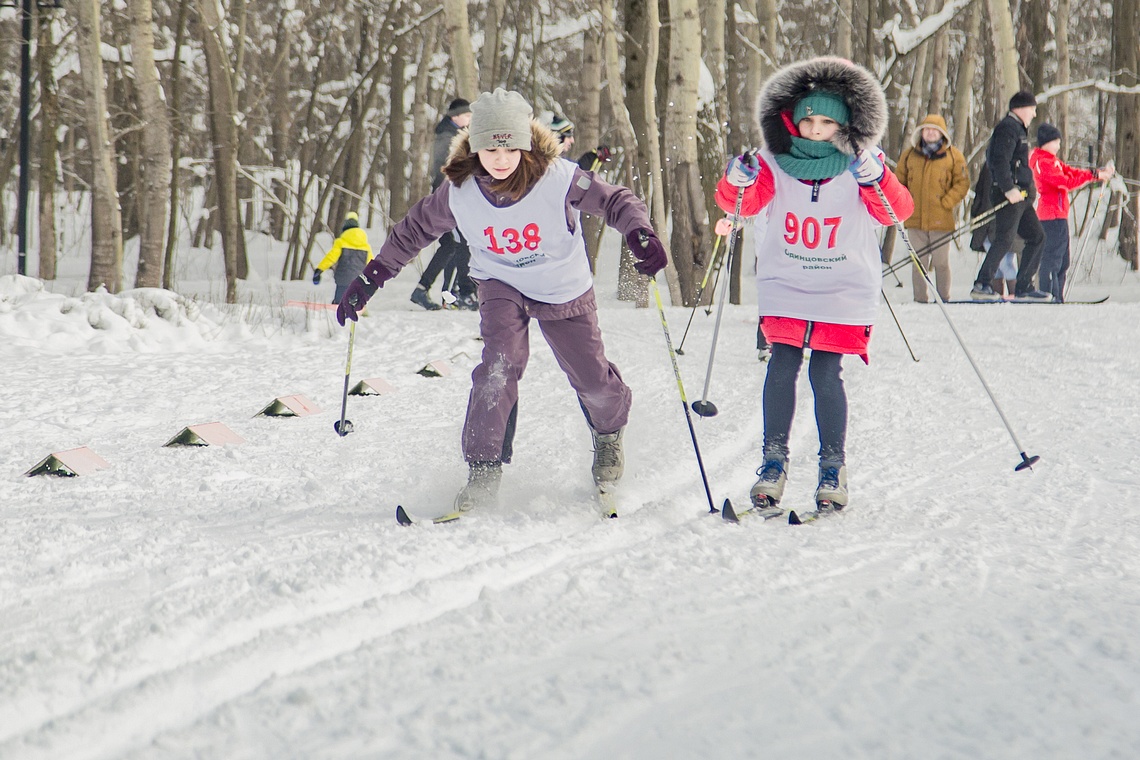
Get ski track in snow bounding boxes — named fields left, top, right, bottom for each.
left=3, top=255, right=1140, bottom=759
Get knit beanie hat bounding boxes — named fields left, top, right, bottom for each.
left=1036, top=122, right=1062, bottom=146
left=341, top=211, right=359, bottom=232
left=793, top=91, right=850, bottom=126
left=446, top=98, right=471, bottom=117
left=1009, top=90, right=1037, bottom=109
left=549, top=114, right=574, bottom=143
left=469, top=89, right=533, bottom=152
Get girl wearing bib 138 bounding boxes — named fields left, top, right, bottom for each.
left=715, top=57, right=913, bottom=516
left=337, top=89, right=667, bottom=512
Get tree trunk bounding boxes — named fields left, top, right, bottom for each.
left=951, top=0, right=982, bottom=145
left=604, top=0, right=647, bottom=303
left=579, top=27, right=605, bottom=272
left=986, top=0, right=1022, bottom=98
left=163, top=0, right=190, bottom=290
left=75, top=0, right=124, bottom=293
left=387, top=30, right=410, bottom=222
left=37, top=7, right=58, bottom=281
left=665, top=0, right=707, bottom=307
left=197, top=0, right=242, bottom=303
left=409, top=20, right=441, bottom=207
left=1113, top=0, right=1139, bottom=266
left=268, top=14, right=294, bottom=242
left=927, top=3, right=950, bottom=115
left=480, top=0, right=505, bottom=91
left=442, top=0, right=478, bottom=98
left=836, top=0, right=854, bottom=60
left=129, top=0, right=173, bottom=289
left=1056, top=0, right=1071, bottom=149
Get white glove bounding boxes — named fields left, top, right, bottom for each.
left=1004, top=188, right=1024, bottom=204
left=725, top=153, right=760, bottom=188
left=848, top=150, right=885, bottom=186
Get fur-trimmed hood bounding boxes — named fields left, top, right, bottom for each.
left=758, top=57, right=888, bottom=156
left=443, top=119, right=562, bottom=185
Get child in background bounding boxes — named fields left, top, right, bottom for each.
left=715, top=57, right=913, bottom=517
left=337, top=89, right=667, bottom=513
left=313, top=212, right=372, bottom=306
left=1029, top=123, right=1114, bottom=302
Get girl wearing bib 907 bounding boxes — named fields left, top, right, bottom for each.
left=715, top=57, right=913, bottom=516
left=336, top=89, right=667, bottom=513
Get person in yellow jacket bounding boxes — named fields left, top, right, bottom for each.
left=895, top=114, right=970, bottom=302
left=313, top=212, right=373, bottom=305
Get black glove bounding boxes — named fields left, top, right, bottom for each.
left=312, top=269, right=322, bottom=285
left=626, top=228, right=667, bottom=277
left=337, top=260, right=394, bottom=325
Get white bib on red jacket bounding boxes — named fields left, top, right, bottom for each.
left=754, top=148, right=882, bottom=325
left=449, top=157, right=591, bottom=304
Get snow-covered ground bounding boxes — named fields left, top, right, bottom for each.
left=3, top=225, right=1140, bottom=759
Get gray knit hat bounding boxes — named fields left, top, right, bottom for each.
left=468, top=89, right=533, bottom=153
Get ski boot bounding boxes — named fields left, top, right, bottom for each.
left=454, top=461, right=502, bottom=512
left=590, top=427, right=624, bottom=488
left=748, top=455, right=787, bottom=518
left=410, top=285, right=442, bottom=311
left=814, top=463, right=849, bottom=514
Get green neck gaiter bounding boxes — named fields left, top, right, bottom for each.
left=773, top=135, right=851, bottom=181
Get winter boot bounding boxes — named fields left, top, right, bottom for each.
left=970, top=282, right=1001, bottom=301
left=749, top=455, right=787, bottom=509
left=814, top=463, right=849, bottom=508
left=410, top=285, right=442, bottom=311
left=590, top=428, right=624, bottom=487
left=454, top=462, right=502, bottom=512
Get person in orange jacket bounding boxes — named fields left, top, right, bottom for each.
left=313, top=212, right=373, bottom=305
left=1029, top=123, right=1114, bottom=302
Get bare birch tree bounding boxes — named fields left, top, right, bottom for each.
left=443, top=0, right=478, bottom=97
left=128, top=0, right=173, bottom=288
left=986, top=0, right=1022, bottom=98
left=665, top=0, right=708, bottom=306
left=37, top=8, right=58, bottom=281
left=197, top=0, right=243, bottom=303
left=75, top=0, right=124, bottom=293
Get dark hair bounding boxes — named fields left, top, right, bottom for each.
left=443, top=145, right=548, bottom=202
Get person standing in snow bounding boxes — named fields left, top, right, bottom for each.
left=715, top=56, right=914, bottom=515
left=969, top=91, right=1049, bottom=301
left=337, top=88, right=667, bottom=512
left=1029, top=122, right=1114, bottom=302
left=312, top=212, right=373, bottom=306
left=409, top=98, right=477, bottom=312
left=894, top=113, right=970, bottom=303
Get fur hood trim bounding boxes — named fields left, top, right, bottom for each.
left=758, top=57, right=888, bottom=156
left=444, top=119, right=562, bottom=182
left=910, top=113, right=951, bottom=146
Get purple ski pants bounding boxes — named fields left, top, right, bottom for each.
left=461, top=281, right=632, bottom=464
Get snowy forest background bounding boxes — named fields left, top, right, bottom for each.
left=0, top=0, right=1137, bottom=305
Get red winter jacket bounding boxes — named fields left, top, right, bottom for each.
left=1029, top=148, right=1097, bottom=221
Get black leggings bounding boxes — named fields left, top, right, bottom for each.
left=763, top=342, right=847, bottom=465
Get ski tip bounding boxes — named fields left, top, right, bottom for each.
left=788, top=510, right=803, bottom=525
left=396, top=505, right=414, bottom=526
left=722, top=499, right=740, bottom=523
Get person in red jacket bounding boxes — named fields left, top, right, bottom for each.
left=1029, top=123, right=1114, bottom=302
left=715, top=57, right=913, bottom=518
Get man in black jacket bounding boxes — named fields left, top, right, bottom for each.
left=410, top=98, right=477, bottom=310
left=970, top=91, right=1049, bottom=300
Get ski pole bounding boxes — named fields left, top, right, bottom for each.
left=1064, top=169, right=1111, bottom=301
left=869, top=177, right=1039, bottom=471
left=676, top=221, right=730, bottom=355
left=881, top=199, right=1013, bottom=280
left=649, top=278, right=718, bottom=514
left=334, top=321, right=356, bottom=436
left=881, top=288, right=919, bottom=362
left=691, top=189, right=746, bottom=417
